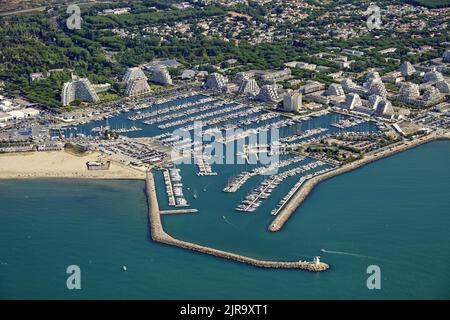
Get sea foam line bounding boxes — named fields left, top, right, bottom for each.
left=320, top=248, right=375, bottom=259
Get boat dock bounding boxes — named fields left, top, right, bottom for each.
left=180, top=107, right=259, bottom=132
left=270, top=167, right=335, bottom=216
left=223, top=172, right=252, bottom=193
left=236, top=175, right=282, bottom=212
left=162, top=168, right=189, bottom=207
left=268, top=132, right=450, bottom=232
left=194, top=155, right=217, bottom=176
left=142, top=99, right=221, bottom=125
left=162, top=169, right=176, bottom=206
left=114, top=126, right=143, bottom=134
left=223, top=155, right=305, bottom=193
left=158, top=103, right=246, bottom=130
left=128, top=96, right=216, bottom=121
left=236, top=161, right=326, bottom=212
left=160, top=209, right=198, bottom=215
left=280, top=128, right=328, bottom=144
left=331, top=117, right=365, bottom=129
left=145, top=171, right=330, bottom=271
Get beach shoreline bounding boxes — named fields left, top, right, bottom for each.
left=0, top=150, right=146, bottom=180
left=1, top=134, right=448, bottom=270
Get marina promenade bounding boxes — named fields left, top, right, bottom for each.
left=269, top=132, right=450, bottom=232
left=146, top=171, right=330, bottom=272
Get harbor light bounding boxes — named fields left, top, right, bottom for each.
left=313, top=256, right=321, bottom=265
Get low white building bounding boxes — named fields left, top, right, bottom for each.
left=100, top=7, right=130, bottom=15
left=181, top=69, right=196, bottom=80
left=7, top=110, right=25, bottom=120
left=0, top=111, right=13, bottom=122
left=296, top=62, right=317, bottom=71
left=20, top=108, right=40, bottom=117
left=3, top=108, right=40, bottom=121
left=0, top=100, right=13, bottom=112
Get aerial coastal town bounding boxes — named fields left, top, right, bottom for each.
left=0, top=0, right=449, bottom=270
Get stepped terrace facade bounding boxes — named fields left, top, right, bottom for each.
left=61, top=75, right=99, bottom=106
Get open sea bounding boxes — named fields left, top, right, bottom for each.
left=0, top=140, right=449, bottom=299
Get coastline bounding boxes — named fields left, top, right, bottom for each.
left=0, top=149, right=328, bottom=271
left=0, top=150, right=146, bottom=180
left=145, top=171, right=330, bottom=271
left=1, top=134, right=448, bottom=270
left=268, top=132, right=450, bottom=232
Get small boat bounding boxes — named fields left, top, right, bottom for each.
left=122, top=266, right=127, bottom=271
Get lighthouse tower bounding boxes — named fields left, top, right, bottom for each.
left=313, top=256, right=321, bottom=265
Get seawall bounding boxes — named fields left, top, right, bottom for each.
left=145, top=171, right=329, bottom=271
left=269, top=132, right=450, bottom=232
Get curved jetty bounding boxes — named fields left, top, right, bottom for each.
left=146, top=171, right=329, bottom=272
left=269, top=132, right=450, bottom=232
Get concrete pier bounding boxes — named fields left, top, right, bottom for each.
left=269, top=132, right=450, bottom=232
left=145, top=171, right=329, bottom=272
left=160, top=209, right=199, bottom=215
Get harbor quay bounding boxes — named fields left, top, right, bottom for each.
left=145, top=171, right=330, bottom=272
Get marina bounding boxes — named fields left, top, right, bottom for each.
left=280, top=128, right=329, bottom=143
left=162, top=168, right=189, bottom=207
left=269, top=132, right=450, bottom=232
left=39, top=93, right=404, bottom=234
left=47, top=93, right=386, bottom=226
left=140, top=99, right=222, bottom=124
left=1, top=133, right=449, bottom=299
left=1, top=0, right=449, bottom=299
left=223, top=155, right=306, bottom=193
left=157, top=103, right=246, bottom=130
left=1, top=87, right=449, bottom=299
left=194, top=154, right=217, bottom=176
left=270, top=167, right=335, bottom=216
left=331, top=117, right=366, bottom=129
left=236, top=161, right=327, bottom=212
left=113, top=126, right=143, bottom=134
left=58, top=94, right=379, bottom=146
left=146, top=171, right=330, bottom=271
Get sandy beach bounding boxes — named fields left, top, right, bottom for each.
left=0, top=150, right=146, bottom=180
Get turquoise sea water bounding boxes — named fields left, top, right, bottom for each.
left=0, top=140, right=449, bottom=299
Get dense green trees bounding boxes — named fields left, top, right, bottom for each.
left=0, top=0, right=448, bottom=109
